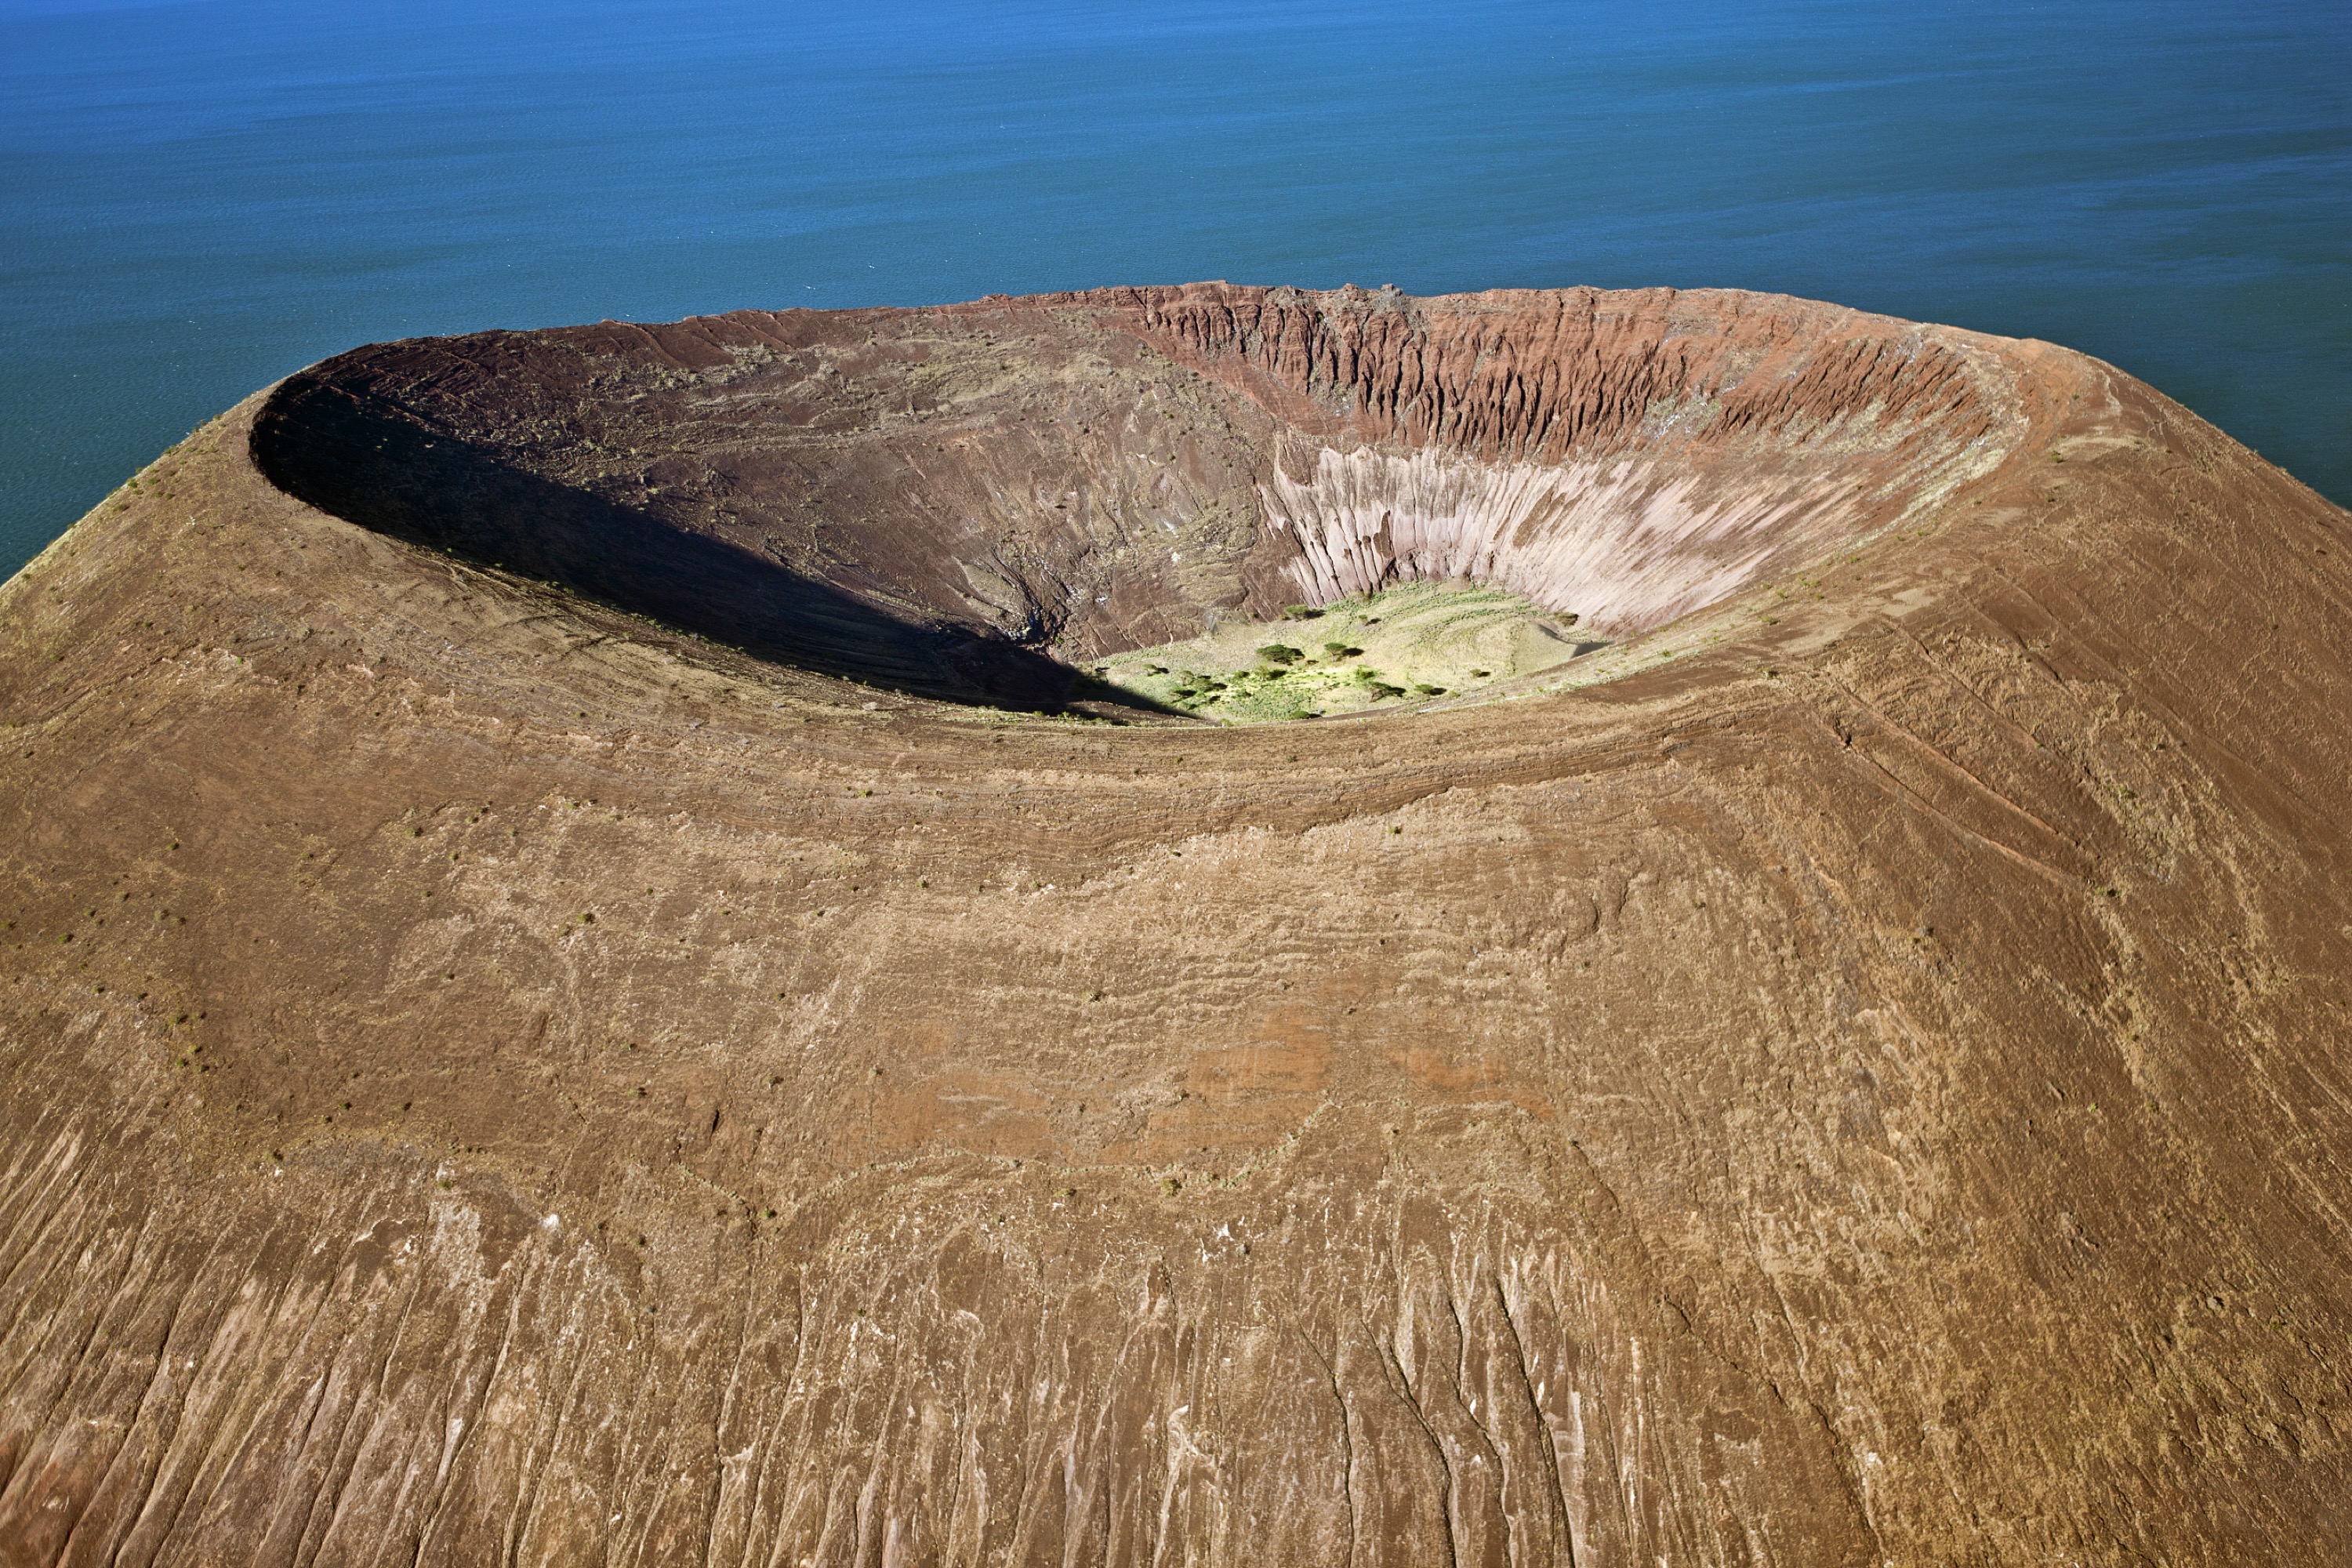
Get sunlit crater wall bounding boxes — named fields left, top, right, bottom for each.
left=1127, top=287, right=2030, bottom=637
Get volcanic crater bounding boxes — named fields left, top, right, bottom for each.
left=5, top=285, right=2351, bottom=1566
left=250, top=283, right=2020, bottom=711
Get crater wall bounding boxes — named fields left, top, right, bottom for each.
left=252, top=285, right=2026, bottom=697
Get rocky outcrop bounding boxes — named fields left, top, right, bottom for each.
left=2, top=286, right=2349, bottom=1564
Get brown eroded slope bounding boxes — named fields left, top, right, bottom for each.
left=1, top=285, right=2349, bottom=1564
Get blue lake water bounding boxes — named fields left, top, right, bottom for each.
left=2, top=0, right=2346, bottom=574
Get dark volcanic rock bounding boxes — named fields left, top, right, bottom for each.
left=2, top=285, right=2349, bottom=1564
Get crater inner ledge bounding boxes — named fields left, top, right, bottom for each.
left=251, top=283, right=2027, bottom=712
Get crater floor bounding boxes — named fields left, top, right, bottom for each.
left=1087, top=581, right=1606, bottom=720
left=3, top=285, right=2350, bottom=1566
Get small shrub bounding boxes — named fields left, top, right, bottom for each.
left=1256, top=644, right=1302, bottom=665
left=1281, top=604, right=1322, bottom=620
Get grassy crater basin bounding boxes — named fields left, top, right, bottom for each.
left=1087, top=580, right=1610, bottom=721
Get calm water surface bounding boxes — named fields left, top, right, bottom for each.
left=2, top=0, right=2346, bottom=572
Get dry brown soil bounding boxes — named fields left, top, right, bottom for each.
left=2, top=285, right=2349, bottom=1564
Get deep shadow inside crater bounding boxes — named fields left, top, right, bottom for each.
left=250, top=372, right=1151, bottom=714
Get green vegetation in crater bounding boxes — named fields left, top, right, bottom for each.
left=1089, top=582, right=1608, bottom=722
